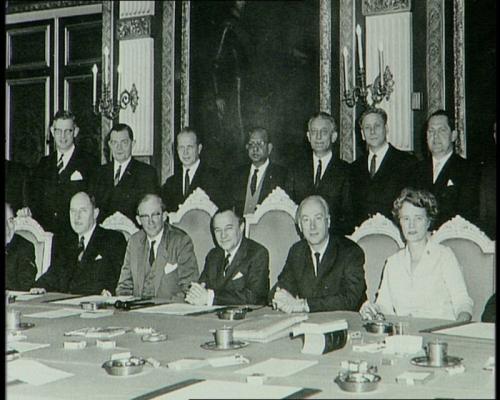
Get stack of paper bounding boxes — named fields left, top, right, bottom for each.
left=233, top=314, right=308, bottom=343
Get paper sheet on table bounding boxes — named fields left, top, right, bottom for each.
left=130, top=303, right=225, bottom=315
left=23, top=308, right=82, bottom=318
left=6, top=290, right=45, bottom=301
left=433, top=322, right=495, bottom=340
left=52, top=295, right=136, bottom=306
left=7, top=359, right=74, bottom=386
left=235, top=358, right=318, bottom=377
left=7, top=341, right=50, bottom=353
left=143, top=379, right=304, bottom=399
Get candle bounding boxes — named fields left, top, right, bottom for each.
left=92, top=64, right=98, bottom=105
left=342, top=47, right=349, bottom=91
left=103, top=46, right=110, bottom=86
left=378, top=43, right=384, bottom=79
left=117, top=64, right=122, bottom=95
left=355, top=25, right=364, bottom=69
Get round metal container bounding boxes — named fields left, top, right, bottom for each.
left=363, top=321, right=393, bottom=334
left=335, top=372, right=381, bottom=392
left=102, top=357, right=146, bottom=376
left=217, top=308, right=247, bottom=320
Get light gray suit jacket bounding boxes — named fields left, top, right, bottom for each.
left=115, top=223, right=199, bottom=301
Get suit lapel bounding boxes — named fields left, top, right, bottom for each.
left=221, top=238, right=247, bottom=285
left=373, top=146, right=393, bottom=179
left=153, top=227, right=169, bottom=294
left=59, top=150, right=78, bottom=181
left=258, top=163, right=271, bottom=203
left=433, top=155, right=454, bottom=189
left=137, top=234, right=148, bottom=295
left=117, top=159, right=135, bottom=187
left=80, top=227, right=100, bottom=264
left=316, top=237, right=337, bottom=280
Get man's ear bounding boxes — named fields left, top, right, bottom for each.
left=306, top=131, right=312, bottom=144
left=451, top=129, right=458, bottom=143
left=50, top=126, right=55, bottom=137
left=198, top=143, right=203, bottom=154
left=94, top=207, right=100, bottom=220
left=331, top=130, right=338, bottom=144
left=136, top=215, right=142, bottom=227
left=267, top=143, right=273, bottom=155
left=162, top=211, right=168, bottom=224
left=74, top=126, right=80, bottom=138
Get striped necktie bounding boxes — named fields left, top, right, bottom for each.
left=114, top=165, right=122, bottom=186
left=250, top=169, right=259, bottom=196
left=57, top=154, right=64, bottom=174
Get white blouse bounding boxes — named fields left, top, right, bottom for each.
left=375, top=240, right=473, bottom=320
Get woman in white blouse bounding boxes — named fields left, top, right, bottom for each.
left=360, top=188, right=473, bottom=322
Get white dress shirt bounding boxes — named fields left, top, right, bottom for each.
left=114, top=157, right=132, bottom=182
left=249, top=158, right=269, bottom=190
left=308, top=238, right=329, bottom=276
left=57, top=144, right=75, bottom=172
left=367, top=142, right=389, bottom=175
left=312, top=151, right=333, bottom=181
left=147, top=228, right=164, bottom=261
left=432, top=151, right=453, bottom=183
left=79, top=223, right=97, bottom=250
left=182, top=159, right=201, bottom=194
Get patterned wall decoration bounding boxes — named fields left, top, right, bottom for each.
left=426, top=0, right=445, bottom=116
left=116, top=16, right=151, bottom=40
left=6, top=0, right=95, bottom=14
left=362, top=0, right=411, bottom=16
left=118, top=1, right=154, bottom=18
left=101, top=0, right=113, bottom=164
left=339, top=0, right=356, bottom=162
left=161, top=1, right=175, bottom=181
left=180, top=1, right=190, bottom=129
left=319, top=0, right=331, bottom=114
left=453, top=0, right=466, bottom=158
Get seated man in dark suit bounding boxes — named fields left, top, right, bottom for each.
left=34, top=192, right=126, bottom=295
left=5, top=202, right=37, bottom=291
left=161, top=128, right=221, bottom=211
left=271, top=195, right=366, bottom=313
left=227, top=127, right=287, bottom=215
left=416, top=110, right=479, bottom=228
left=115, top=194, right=199, bottom=301
left=92, top=123, right=159, bottom=224
left=27, top=110, right=97, bottom=235
left=5, top=159, right=29, bottom=214
left=186, top=208, right=269, bottom=306
left=482, top=293, right=496, bottom=323
left=286, top=112, right=353, bottom=234
left=350, top=107, right=418, bottom=227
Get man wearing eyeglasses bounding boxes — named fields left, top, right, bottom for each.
left=27, top=110, right=97, bottom=235
left=227, top=127, right=287, bottom=215
left=91, top=123, right=159, bottom=225
left=115, top=194, right=199, bottom=301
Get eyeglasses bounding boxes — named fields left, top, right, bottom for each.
left=138, top=212, right=162, bottom=222
left=246, top=141, right=267, bottom=149
left=53, top=129, right=74, bottom=136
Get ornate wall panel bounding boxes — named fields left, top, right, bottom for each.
left=118, top=1, right=154, bottom=18
left=453, top=0, right=466, bottom=158
left=161, top=1, right=176, bottom=181
left=362, top=0, right=411, bottom=15
left=101, top=0, right=113, bottom=163
left=116, top=16, right=152, bottom=40
left=366, top=12, right=413, bottom=151
left=339, top=0, right=356, bottom=162
left=319, top=0, right=331, bottom=114
left=180, top=1, right=190, bottom=128
left=426, top=0, right=445, bottom=115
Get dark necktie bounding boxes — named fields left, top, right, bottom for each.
left=57, top=154, right=64, bottom=174
left=250, top=169, right=259, bottom=196
left=369, top=154, right=377, bottom=178
left=314, top=252, right=321, bottom=277
left=184, top=169, right=190, bottom=198
left=222, top=253, right=230, bottom=276
left=77, top=236, right=85, bottom=262
left=114, top=165, right=122, bottom=186
left=314, top=159, right=322, bottom=189
left=149, top=241, right=156, bottom=267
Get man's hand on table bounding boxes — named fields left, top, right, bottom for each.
left=29, top=288, right=47, bottom=295
left=272, top=287, right=309, bottom=313
left=359, top=301, right=383, bottom=320
left=101, top=289, right=112, bottom=297
left=186, top=282, right=210, bottom=305
left=456, top=311, right=472, bottom=322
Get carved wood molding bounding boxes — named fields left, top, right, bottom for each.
left=100, top=211, right=139, bottom=238
left=426, top=0, right=445, bottom=115
left=362, top=0, right=411, bottom=16
left=348, top=212, right=405, bottom=248
left=100, top=0, right=113, bottom=164
left=168, top=188, right=218, bottom=224
left=116, top=16, right=152, bottom=41
left=453, top=0, right=466, bottom=158
left=319, top=0, right=331, bottom=114
left=6, top=0, right=97, bottom=14
left=180, top=1, right=190, bottom=129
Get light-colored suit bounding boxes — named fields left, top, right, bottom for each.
left=115, top=223, right=199, bottom=301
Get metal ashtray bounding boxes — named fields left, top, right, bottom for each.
left=217, top=307, right=247, bottom=320
left=335, top=372, right=381, bottom=392
left=102, top=356, right=146, bottom=376
left=363, top=321, right=394, bottom=334
left=80, top=301, right=107, bottom=311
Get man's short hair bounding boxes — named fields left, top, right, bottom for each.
left=72, top=191, right=97, bottom=209
left=295, top=195, right=331, bottom=224
left=109, top=123, right=134, bottom=141
left=178, top=127, right=202, bottom=145
left=247, top=127, right=271, bottom=143
left=52, top=110, right=76, bottom=125
left=307, top=112, right=337, bottom=132
left=210, top=206, right=243, bottom=230
left=359, top=107, right=388, bottom=127
left=426, top=109, right=455, bottom=131
left=136, top=193, right=166, bottom=215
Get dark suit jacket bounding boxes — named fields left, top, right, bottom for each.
left=161, top=161, right=222, bottom=212
left=286, top=154, right=353, bottom=234
left=350, top=144, right=418, bottom=227
left=28, top=147, right=97, bottom=234
left=228, top=161, right=287, bottom=215
left=36, top=226, right=126, bottom=295
left=274, top=235, right=366, bottom=312
left=478, top=158, right=496, bottom=239
left=91, top=158, right=159, bottom=224
left=6, top=234, right=37, bottom=291
left=6, top=160, right=28, bottom=212
left=416, top=153, right=479, bottom=228
left=199, top=237, right=269, bottom=305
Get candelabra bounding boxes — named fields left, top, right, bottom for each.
left=343, top=65, right=394, bottom=108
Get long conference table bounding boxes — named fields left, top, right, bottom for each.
left=6, top=293, right=495, bottom=399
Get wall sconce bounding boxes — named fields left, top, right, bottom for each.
left=342, top=25, right=395, bottom=108
left=92, top=46, right=139, bottom=120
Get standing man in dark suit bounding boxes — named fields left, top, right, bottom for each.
left=27, top=110, right=96, bottom=235
left=350, top=107, right=418, bottom=227
left=416, top=110, right=478, bottom=228
left=271, top=195, right=366, bottom=313
left=227, top=127, right=287, bottom=215
left=34, top=192, right=126, bottom=295
left=186, top=208, right=269, bottom=306
left=286, top=112, right=353, bottom=235
left=161, top=128, right=221, bottom=211
left=91, top=123, right=159, bottom=224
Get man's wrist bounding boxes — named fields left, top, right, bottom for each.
left=207, top=289, right=215, bottom=306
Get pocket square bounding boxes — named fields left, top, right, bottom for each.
left=164, top=263, right=178, bottom=275
left=94, top=254, right=103, bottom=261
left=447, top=179, right=455, bottom=187
left=70, top=170, right=83, bottom=181
left=232, top=271, right=244, bottom=280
